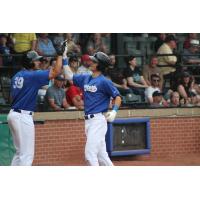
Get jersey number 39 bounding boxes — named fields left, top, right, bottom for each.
left=13, top=77, right=24, bottom=89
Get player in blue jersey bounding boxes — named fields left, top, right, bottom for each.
left=7, top=42, right=68, bottom=166
left=63, top=51, right=122, bottom=166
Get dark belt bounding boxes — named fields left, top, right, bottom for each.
left=84, top=114, right=94, bottom=120
left=13, top=109, right=33, bottom=115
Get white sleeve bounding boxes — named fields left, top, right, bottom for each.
left=63, top=63, right=73, bottom=80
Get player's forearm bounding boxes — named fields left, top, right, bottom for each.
left=49, top=56, right=62, bottom=80
left=113, top=96, right=122, bottom=109
left=105, top=96, right=122, bottom=122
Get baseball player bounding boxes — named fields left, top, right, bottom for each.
left=7, top=42, right=67, bottom=166
left=63, top=51, right=122, bottom=166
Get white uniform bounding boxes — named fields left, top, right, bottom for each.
left=73, top=73, right=120, bottom=166
left=8, top=69, right=50, bottom=165
left=85, top=113, right=113, bottom=166
left=7, top=110, right=34, bottom=165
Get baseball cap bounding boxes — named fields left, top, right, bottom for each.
left=152, top=91, right=164, bottom=97
left=27, top=51, right=43, bottom=61
left=55, top=74, right=65, bottom=81
left=81, top=54, right=90, bottom=63
left=190, top=39, right=200, bottom=47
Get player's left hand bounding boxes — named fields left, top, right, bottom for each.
left=105, top=110, right=117, bottom=122
left=57, top=40, right=68, bottom=56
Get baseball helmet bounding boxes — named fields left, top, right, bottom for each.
left=89, top=52, right=111, bottom=72
left=23, top=51, right=43, bottom=69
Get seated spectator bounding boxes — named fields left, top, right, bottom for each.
left=66, top=83, right=84, bottom=110
left=169, top=91, right=180, bottom=107
left=86, top=33, right=109, bottom=55
left=66, top=33, right=81, bottom=54
left=183, top=33, right=198, bottom=49
left=183, top=39, right=200, bottom=65
left=63, top=55, right=79, bottom=82
left=143, top=55, right=164, bottom=90
left=106, top=54, right=132, bottom=96
left=151, top=91, right=168, bottom=108
left=45, top=74, right=69, bottom=111
left=0, top=34, right=12, bottom=65
left=36, top=33, right=57, bottom=56
left=154, top=33, right=166, bottom=52
left=101, top=33, right=111, bottom=54
left=157, top=34, right=177, bottom=76
left=12, top=33, right=37, bottom=53
left=177, top=71, right=200, bottom=105
left=124, top=55, right=148, bottom=101
left=145, top=74, right=161, bottom=104
left=68, top=55, right=79, bottom=73
left=77, top=54, right=92, bottom=74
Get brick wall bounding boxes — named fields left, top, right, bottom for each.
left=33, top=116, right=200, bottom=165
left=33, top=119, right=85, bottom=165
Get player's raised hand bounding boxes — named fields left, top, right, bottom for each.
left=57, top=40, right=68, bottom=56
left=62, top=40, right=68, bottom=57
left=105, top=110, right=117, bottom=122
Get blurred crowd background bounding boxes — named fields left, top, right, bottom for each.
left=1, top=33, right=200, bottom=112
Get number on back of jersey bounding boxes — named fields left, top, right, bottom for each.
left=13, top=77, right=24, bottom=89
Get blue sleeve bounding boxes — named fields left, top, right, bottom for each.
left=62, top=58, right=68, bottom=66
left=33, top=70, right=50, bottom=87
left=73, top=74, right=89, bottom=89
left=104, top=79, right=120, bottom=98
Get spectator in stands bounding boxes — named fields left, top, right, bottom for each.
left=45, top=74, right=69, bottom=111
left=86, top=33, right=108, bottom=55
left=12, top=33, right=37, bottom=53
left=66, top=82, right=84, bottom=109
left=77, top=54, right=92, bottom=74
left=151, top=91, right=168, bottom=108
left=177, top=71, right=200, bottom=105
left=143, top=55, right=164, bottom=90
left=63, top=55, right=84, bottom=109
left=169, top=91, right=180, bottom=107
left=183, top=39, right=200, bottom=65
left=145, top=74, right=162, bottom=104
left=157, top=34, right=177, bottom=76
left=68, top=55, right=79, bottom=74
left=124, top=56, right=148, bottom=101
left=36, top=33, right=57, bottom=57
left=101, top=33, right=111, bottom=54
left=38, top=57, right=57, bottom=94
left=106, top=54, right=132, bottom=96
left=183, top=33, right=198, bottom=49
left=0, top=34, right=12, bottom=65
left=154, top=33, right=166, bottom=52
left=66, top=33, right=81, bottom=54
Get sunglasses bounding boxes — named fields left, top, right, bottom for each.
left=152, top=79, right=160, bottom=82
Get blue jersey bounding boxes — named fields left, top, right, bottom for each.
left=73, top=74, right=120, bottom=115
left=11, top=69, right=50, bottom=111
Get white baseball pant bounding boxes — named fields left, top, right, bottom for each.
left=84, top=113, right=113, bottom=166
left=7, top=110, right=35, bottom=166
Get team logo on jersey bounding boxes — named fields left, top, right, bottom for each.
left=13, top=77, right=24, bottom=89
left=84, top=84, right=97, bottom=92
